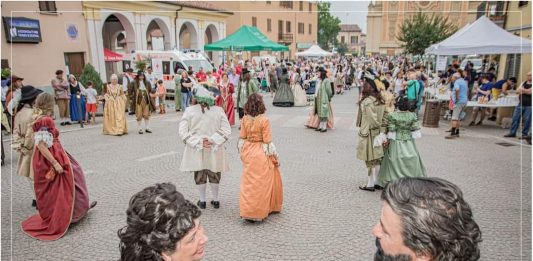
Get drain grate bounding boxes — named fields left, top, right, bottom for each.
left=495, top=142, right=516, bottom=147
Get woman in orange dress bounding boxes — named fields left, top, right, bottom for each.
left=238, top=93, right=283, bottom=222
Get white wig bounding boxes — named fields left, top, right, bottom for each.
left=110, top=74, right=119, bottom=81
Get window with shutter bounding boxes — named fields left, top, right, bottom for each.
left=505, top=54, right=522, bottom=79
left=39, top=1, right=57, bottom=12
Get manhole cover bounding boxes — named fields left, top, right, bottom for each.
left=495, top=142, right=516, bottom=147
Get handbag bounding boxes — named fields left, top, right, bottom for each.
left=45, top=167, right=57, bottom=181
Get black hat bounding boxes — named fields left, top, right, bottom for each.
left=126, top=68, right=134, bottom=73
left=19, top=85, right=43, bottom=104
left=242, top=68, right=251, bottom=75
left=137, top=70, right=144, bottom=77
left=318, top=67, right=326, bottom=73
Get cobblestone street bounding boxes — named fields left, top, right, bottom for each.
left=1, top=89, right=531, bottom=260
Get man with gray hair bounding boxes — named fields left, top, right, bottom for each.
left=373, top=177, right=482, bottom=261
left=446, top=72, right=468, bottom=139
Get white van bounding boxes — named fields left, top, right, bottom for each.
left=127, top=50, right=214, bottom=97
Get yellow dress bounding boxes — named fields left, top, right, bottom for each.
left=103, top=84, right=128, bottom=135
left=239, top=114, right=283, bottom=220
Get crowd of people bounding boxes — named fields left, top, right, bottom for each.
left=4, top=52, right=532, bottom=259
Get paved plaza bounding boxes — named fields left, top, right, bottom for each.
left=1, top=89, right=531, bottom=260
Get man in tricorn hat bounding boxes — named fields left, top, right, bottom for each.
left=236, top=68, right=259, bottom=121
left=131, top=70, right=154, bottom=134
left=13, top=85, right=43, bottom=208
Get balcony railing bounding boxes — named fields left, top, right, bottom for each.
left=278, top=33, right=293, bottom=44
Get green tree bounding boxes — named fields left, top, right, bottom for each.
left=317, top=2, right=341, bottom=50
left=397, top=11, right=458, bottom=55
left=79, top=63, right=103, bottom=94
left=337, top=42, right=349, bottom=56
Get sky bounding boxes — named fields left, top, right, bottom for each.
left=329, top=0, right=370, bottom=33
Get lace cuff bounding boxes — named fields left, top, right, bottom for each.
left=238, top=138, right=245, bottom=153
left=209, top=130, right=229, bottom=152
left=373, top=133, right=387, bottom=148
left=411, top=130, right=422, bottom=139
left=34, top=130, right=53, bottom=148
left=183, top=132, right=202, bottom=151
left=261, top=142, right=278, bottom=157
left=387, top=132, right=397, bottom=140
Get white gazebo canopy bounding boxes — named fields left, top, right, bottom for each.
left=296, top=45, right=333, bottom=57
left=425, top=16, right=532, bottom=55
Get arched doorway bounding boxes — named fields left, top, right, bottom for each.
left=179, top=22, right=198, bottom=50
left=146, top=19, right=171, bottom=51
left=204, top=24, right=219, bottom=64
left=102, top=13, right=136, bottom=79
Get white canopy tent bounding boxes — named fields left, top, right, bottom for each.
left=295, top=45, right=334, bottom=57
left=425, top=16, right=532, bottom=55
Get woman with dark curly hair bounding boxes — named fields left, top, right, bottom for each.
left=118, top=183, right=207, bottom=261
left=238, top=93, right=283, bottom=222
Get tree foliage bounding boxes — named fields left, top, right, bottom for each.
left=317, top=2, right=341, bottom=50
left=79, top=63, right=103, bottom=94
left=397, top=11, right=458, bottom=55
left=337, top=42, right=349, bottom=56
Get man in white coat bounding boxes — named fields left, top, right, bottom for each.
left=179, top=84, right=231, bottom=209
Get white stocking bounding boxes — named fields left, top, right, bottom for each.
left=366, top=167, right=375, bottom=188
left=210, top=183, right=219, bottom=201
left=145, top=119, right=150, bottom=130
left=197, top=184, right=207, bottom=202
left=137, top=121, right=142, bottom=130
left=372, top=165, right=380, bottom=186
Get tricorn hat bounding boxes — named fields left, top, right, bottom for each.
left=19, top=85, right=43, bottom=104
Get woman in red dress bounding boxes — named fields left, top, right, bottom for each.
left=21, top=93, right=96, bottom=241
left=215, top=73, right=235, bottom=126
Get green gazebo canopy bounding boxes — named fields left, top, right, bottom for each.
left=204, top=26, right=289, bottom=52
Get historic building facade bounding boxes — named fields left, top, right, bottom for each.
left=498, top=1, right=531, bottom=82
left=83, top=1, right=232, bottom=81
left=337, top=24, right=366, bottom=55
left=212, top=1, right=318, bottom=59
left=1, top=1, right=90, bottom=89
left=366, top=1, right=481, bottom=55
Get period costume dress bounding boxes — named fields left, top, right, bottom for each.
left=103, top=83, right=128, bottom=136
left=179, top=86, right=231, bottom=208
left=291, top=72, right=307, bottom=107
left=22, top=116, right=92, bottom=240
left=238, top=114, right=283, bottom=221
left=69, top=81, right=86, bottom=122
left=273, top=74, right=294, bottom=107
left=306, top=77, right=334, bottom=131
left=377, top=111, right=426, bottom=187
left=357, top=95, right=387, bottom=191
left=334, top=71, right=345, bottom=94
left=215, top=80, right=235, bottom=126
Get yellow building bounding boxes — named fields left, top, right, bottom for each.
left=337, top=24, right=366, bottom=55
left=366, top=1, right=481, bottom=55
left=1, top=1, right=90, bottom=88
left=211, top=1, right=318, bottom=59
left=498, top=1, right=531, bottom=82
left=82, top=1, right=232, bottom=81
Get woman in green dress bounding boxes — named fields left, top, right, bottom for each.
left=377, top=96, right=426, bottom=187
left=357, top=72, right=388, bottom=192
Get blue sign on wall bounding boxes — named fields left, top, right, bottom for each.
left=2, top=17, right=42, bottom=43
left=66, top=24, right=78, bottom=40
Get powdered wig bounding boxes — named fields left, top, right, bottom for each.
left=118, top=183, right=201, bottom=261
left=381, top=178, right=482, bottom=260
left=33, top=93, right=55, bottom=116
left=110, top=74, right=119, bottom=82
